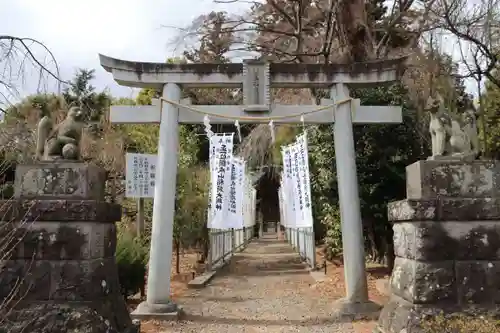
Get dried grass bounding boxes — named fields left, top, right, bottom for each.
left=236, top=124, right=273, bottom=169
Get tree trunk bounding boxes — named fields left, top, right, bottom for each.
left=477, top=78, right=489, bottom=157
left=337, top=0, right=373, bottom=62
left=363, top=217, right=378, bottom=262
left=368, top=231, right=379, bottom=263
left=175, top=240, right=180, bottom=274
left=386, top=241, right=395, bottom=272
left=200, top=224, right=209, bottom=263
left=385, top=224, right=395, bottom=272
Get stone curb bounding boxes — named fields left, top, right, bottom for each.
left=188, top=256, right=231, bottom=289
left=309, top=270, right=327, bottom=283
left=188, top=271, right=218, bottom=289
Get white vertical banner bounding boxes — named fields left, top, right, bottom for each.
left=243, top=177, right=248, bottom=227
left=292, top=143, right=305, bottom=226
left=291, top=140, right=310, bottom=228
left=251, top=187, right=257, bottom=226
left=243, top=176, right=252, bottom=227
left=209, top=133, right=234, bottom=229
left=227, top=157, right=238, bottom=225
left=281, top=146, right=295, bottom=228
left=239, top=160, right=247, bottom=224
left=278, top=174, right=286, bottom=227
left=290, top=143, right=302, bottom=226
left=238, top=159, right=246, bottom=228
left=208, top=134, right=222, bottom=216
left=227, top=157, right=245, bottom=229
left=207, top=135, right=219, bottom=227
left=296, top=133, right=313, bottom=227
left=278, top=182, right=286, bottom=227
left=207, top=136, right=217, bottom=225
left=125, top=153, right=157, bottom=198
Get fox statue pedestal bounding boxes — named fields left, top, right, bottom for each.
left=376, top=160, right=500, bottom=333
left=0, top=162, right=138, bottom=333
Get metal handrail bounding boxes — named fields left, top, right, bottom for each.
left=207, top=227, right=254, bottom=271
left=284, top=226, right=316, bottom=269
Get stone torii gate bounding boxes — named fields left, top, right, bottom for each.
left=99, top=54, right=405, bottom=318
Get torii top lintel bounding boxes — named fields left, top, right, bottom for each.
left=98, top=54, right=407, bottom=90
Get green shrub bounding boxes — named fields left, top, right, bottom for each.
left=320, top=204, right=342, bottom=260
left=116, top=231, right=149, bottom=298
left=174, top=166, right=210, bottom=250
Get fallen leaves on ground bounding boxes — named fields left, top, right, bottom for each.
left=312, top=245, right=390, bottom=333
left=170, top=251, right=206, bottom=301
left=137, top=243, right=391, bottom=333
left=132, top=250, right=203, bottom=333
left=140, top=321, right=165, bottom=333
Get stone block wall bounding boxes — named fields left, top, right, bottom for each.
left=0, top=162, right=137, bottom=333
left=376, top=160, right=500, bottom=333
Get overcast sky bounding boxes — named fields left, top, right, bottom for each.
left=1, top=0, right=481, bottom=105
left=0, top=0, right=247, bottom=101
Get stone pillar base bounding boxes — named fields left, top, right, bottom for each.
left=131, top=301, right=182, bottom=321
left=333, top=298, right=381, bottom=320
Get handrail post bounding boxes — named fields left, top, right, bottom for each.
left=296, top=228, right=300, bottom=255
left=222, top=230, right=226, bottom=263
left=311, top=228, right=316, bottom=268
left=207, top=230, right=213, bottom=271
left=243, top=227, right=246, bottom=246
left=231, top=228, right=236, bottom=254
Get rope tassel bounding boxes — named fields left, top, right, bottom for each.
left=203, top=115, right=214, bottom=138
left=269, top=120, right=275, bottom=143
left=235, top=120, right=242, bottom=142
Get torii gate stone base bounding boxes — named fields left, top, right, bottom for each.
left=99, top=54, right=406, bottom=319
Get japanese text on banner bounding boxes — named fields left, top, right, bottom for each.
left=243, top=175, right=254, bottom=228
left=290, top=143, right=305, bottom=226
left=209, top=133, right=234, bottom=229
left=207, top=135, right=219, bottom=215
left=296, top=133, right=313, bottom=227
left=227, top=157, right=245, bottom=228
left=281, top=146, right=295, bottom=228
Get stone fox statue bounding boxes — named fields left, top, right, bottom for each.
left=462, top=104, right=480, bottom=157
left=36, top=106, right=85, bottom=161
left=426, top=94, right=479, bottom=161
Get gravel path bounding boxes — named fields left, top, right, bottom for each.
left=159, top=234, right=355, bottom=333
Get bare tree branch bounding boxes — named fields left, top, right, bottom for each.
left=427, top=0, right=500, bottom=88
left=0, top=35, right=68, bottom=113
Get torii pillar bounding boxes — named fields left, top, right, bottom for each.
left=99, top=54, right=406, bottom=318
